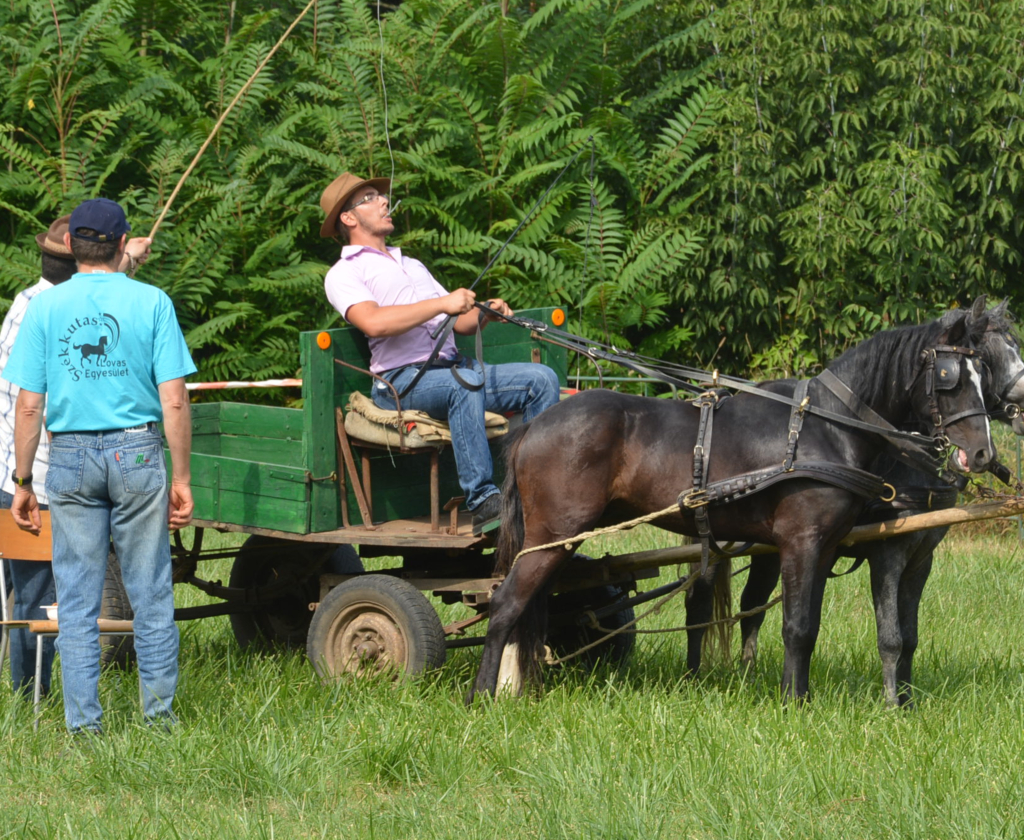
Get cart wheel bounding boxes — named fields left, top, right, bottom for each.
left=547, top=583, right=636, bottom=670
left=230, top=537, right=364, bottom=651
left=307, top=574, right=446, bottom=679
left=100, top=550, right=135, bottom=669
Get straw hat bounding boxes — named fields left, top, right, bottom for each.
left=35, top=214, right=74, bottom=258
left=319, top=173, right=391, bottom=238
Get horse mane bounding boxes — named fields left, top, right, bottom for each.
left=826, top=317, right=967, bottom=407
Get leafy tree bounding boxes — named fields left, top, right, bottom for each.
left=0, top=0, right=714, bottom=393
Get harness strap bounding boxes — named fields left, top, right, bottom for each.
left=815, top=369, right=951, bottom=479
left=678, top=460, right=887, bottom=511
left=783, top=379, right=810, bottom=471
left=691, top=391, right=720, bottom=573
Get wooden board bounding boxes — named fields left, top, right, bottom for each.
left=0, top=511, right=52, bottom=561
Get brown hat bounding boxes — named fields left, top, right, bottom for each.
left=36, top=214, right=74, bottom=258
left=319, top=172, right=391, bottom=238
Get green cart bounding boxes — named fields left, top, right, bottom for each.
left=170, top=308, right=642, bottom=678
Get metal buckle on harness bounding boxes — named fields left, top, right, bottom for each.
left=682, top=489, right=710, bottom=508
left=880, top=483, right=897, bottom=503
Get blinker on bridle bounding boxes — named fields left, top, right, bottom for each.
left=910, top=344, right=988, bottom=438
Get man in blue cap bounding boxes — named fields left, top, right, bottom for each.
left=4, top=197, right=197, bottom=735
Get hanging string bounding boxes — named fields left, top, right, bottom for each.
left=575, top=140, right=597, bottom=388
left=377, top=0, right=396, bottom=191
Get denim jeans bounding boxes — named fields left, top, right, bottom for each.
left=0, top=489, right=55, bottom=696
left=46, top=425, right=178, bottom=733
left=374, top=360, right=560, bottom=510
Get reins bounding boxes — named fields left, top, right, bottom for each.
left=483, top=304, right=981, bottom=477
left=396, top=137, right=597, bottom=400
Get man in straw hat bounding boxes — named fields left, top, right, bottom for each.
left=4, top=199, right=195, bottom=735
left=321, top=173, right=560, bottom=534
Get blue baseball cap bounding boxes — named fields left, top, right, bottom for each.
left=68, top=198, right=131, bottom=242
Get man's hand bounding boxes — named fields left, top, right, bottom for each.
left=441, top=288, right=477, bottom=316
left=168, top=481, right=194, bottom=530
left=481, top=298, right=514, bottom=323
left=11, top=486, right=41, bottom=535
left=120, top=236, right=153, bottom=275
left=125, top=237, right=152, bottom=263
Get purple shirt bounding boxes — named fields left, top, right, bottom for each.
left=324, top=245, right=457, bottom=374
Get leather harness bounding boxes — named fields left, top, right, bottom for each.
left=677, top=343, right=986, bottom=573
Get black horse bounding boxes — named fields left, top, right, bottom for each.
left=471, top=310, right=995, bottom=702
left=713, top=300, right=1024, bottom=706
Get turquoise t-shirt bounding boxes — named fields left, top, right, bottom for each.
left=2, top=272, right=197, bottom=433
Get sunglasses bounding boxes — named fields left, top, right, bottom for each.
left=344, top=192, right=389, bottom=212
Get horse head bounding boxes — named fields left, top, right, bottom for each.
left=914, top=304, right=994, bottom=474
left=965, top=296, right=1024, bottom=433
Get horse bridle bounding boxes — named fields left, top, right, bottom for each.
left=909, top=344, right=990, bottom=444
left=981, top=328, right=1024, bottom=421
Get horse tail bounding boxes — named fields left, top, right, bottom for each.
left=701, top=557, right=733, bottom=666
left=495, top=423, right=530, bottom=578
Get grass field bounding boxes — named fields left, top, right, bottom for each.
left=1, top=525, right=1023, bottom=839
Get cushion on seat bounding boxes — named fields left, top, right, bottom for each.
left=343, top=390, right=508, bottom=449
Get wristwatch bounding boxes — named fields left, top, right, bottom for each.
left=12, top=473, right=32, bottom=486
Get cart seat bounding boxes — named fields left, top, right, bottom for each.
left=343, top=390, right=508, bottom=450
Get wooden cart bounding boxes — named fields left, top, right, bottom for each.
left=171, top=308, right=648, bottom=677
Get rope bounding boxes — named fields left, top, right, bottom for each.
left=546, top=578, right=783, bottom=666
left=148, top=0, right=319, bottom=239
left=546, top=569, right=699, bottom=666
left=510, top=501, right=681, bottom=569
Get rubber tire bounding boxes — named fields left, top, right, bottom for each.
left=100, top=550, right=135, bottom=669
left=229, top=537, right=364, bottom=651
left=547, top=584, right=636, bottom=670
left=307, top=574, right=446, bottom=680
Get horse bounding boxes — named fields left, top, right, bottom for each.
left=711, top=299, right=1024, bottom=707
left=470, top=308, right=996, bottom=702
left=74, top=334, right=108, bottom=363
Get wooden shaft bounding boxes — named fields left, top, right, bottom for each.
left=602, top=498, right=1024, bottom=576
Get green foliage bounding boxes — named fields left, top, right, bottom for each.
left=666, top=0, right=1024, bottom=376
left=0, top=0, right=712, bottom=396
left=2, top=0, right=1024, bottom=390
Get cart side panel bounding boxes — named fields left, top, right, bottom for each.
left=301, top=308, right=568, bottom=530
left=182, top=402, right=311, bottom=533
left=189, top=450, right=309, bottom=533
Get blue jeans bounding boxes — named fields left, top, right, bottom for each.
left=374, top=360, right=560, bottom=510
left=47, top=425, right=178, bottom=733
left=0, top=489, right=56, bottom=696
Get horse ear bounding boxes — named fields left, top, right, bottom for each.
left=944, top=310, right=969, bottom=344
left=964, top=297, right=989, bottom=342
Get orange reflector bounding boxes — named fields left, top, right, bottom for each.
left=552, top=308, right=565, bottom=326
left=316, top=332, right=331, bottom=350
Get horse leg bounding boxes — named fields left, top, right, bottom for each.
left=684, top=563, right=721, bottom=676
left=893, top=531, right=943, bottom=708
left=867, top=541, right=909, bottom=708
left=739, top=556, right=781, bottom=667
left=778, top=538, right=837, bottom=702
left=470, top=546, right=569, bottom=701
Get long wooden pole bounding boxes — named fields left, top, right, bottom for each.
left=147, top=0, right=319, bottom=240
left=601, top=498, right=1024, bottom=576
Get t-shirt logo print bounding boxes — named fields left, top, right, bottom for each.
left=58, top=313, right=128, bottom=382
left=74, top=334, right=108, bottom=363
